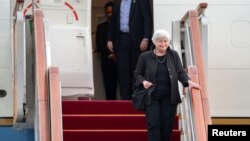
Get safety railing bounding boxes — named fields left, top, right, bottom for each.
left=182, top=2, right=212, bottom=130
left=48, top=67, right=63, bottom=141
left=187, top=66, right=207, bottom=141
left=34, top=9, right=63, bottom=141
left=173, top=3, right=211, bottom=141
left=13, top=1, right=65, bottom=140
left=34, top=9, right=50, bottom=141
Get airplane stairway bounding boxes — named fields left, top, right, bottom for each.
left=62, top=100, right=181, bottom=141
left=8, top=2, right=211, bottom=141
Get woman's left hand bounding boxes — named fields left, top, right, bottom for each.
left=188, top=80, right=201, bottom=90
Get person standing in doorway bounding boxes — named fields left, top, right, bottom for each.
left=107, top=0, right=153, bottom=100
left=96, top=1, right=118, bottom=100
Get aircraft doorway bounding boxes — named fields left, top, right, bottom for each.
left=91, top=0, right=154, bottom=100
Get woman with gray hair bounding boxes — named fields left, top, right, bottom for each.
left=134, top=29, right=200, bottom=141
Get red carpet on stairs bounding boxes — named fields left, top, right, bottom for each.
left=62, top=100, right=180, bottom=141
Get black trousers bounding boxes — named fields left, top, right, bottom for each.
left=144, top=97, right=178, bottom=141
left=117, top=33, right=140, bottom=100
left=101, top=56, right=118, bottom=100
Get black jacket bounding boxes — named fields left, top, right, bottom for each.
left=96, top=20, right=112, bottom=58
left=108, top=0, right=153, bottom=51
left=134, top=47, right=189, bottom=104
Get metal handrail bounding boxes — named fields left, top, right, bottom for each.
left=187, top=66, right=207, bottom=141
left=48, top=67, right=63, bottom=141
left=174, top=2, right=211, bottom=141
left=34, top=9, right=50, bottom=141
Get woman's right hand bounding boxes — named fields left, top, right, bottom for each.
left=142, top=80, right=153, bottom=89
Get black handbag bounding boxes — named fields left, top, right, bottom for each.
left=131, top=88, right=149, bottom=111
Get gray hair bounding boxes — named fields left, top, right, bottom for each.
left=151, top=29, right=171, bottom=44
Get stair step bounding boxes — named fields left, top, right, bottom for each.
left=62, top=100, right=142, bottom=114
left=63, top=114, right=178, bottom=130
left=62, top=100, right=180, bottom=141
left=63, top=130, right=180, bottom=141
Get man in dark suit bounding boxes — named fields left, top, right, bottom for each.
left=96, top=1, right=118, bottom=100
left=107, top=0, right=153, bottom=100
